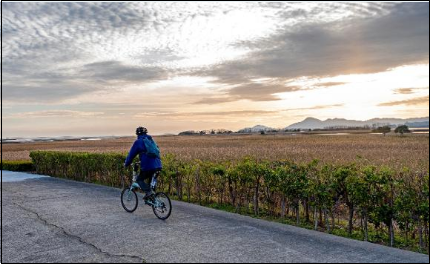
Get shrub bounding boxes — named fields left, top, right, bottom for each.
left=30, top=151, right=130, bottom=188
left=29, top=150, right=429, bottom=253
left=1, top=160, right=34, bottom=171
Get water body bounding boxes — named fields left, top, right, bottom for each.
left=2, top=136, right=119, bottom=143
left=318, top=133, right=351, bottom=136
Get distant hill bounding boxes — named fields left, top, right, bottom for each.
left=238, top=125, right=276, bottom=133
left=286, top=117, right=429, bottom=130
left=405, top=121, right=430, bottom=128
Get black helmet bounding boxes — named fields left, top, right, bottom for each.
left=136, top=126, right=148, bottom=135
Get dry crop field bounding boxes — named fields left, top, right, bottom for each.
left=2, top=133, right=429, bottom=171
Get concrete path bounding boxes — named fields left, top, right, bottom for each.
left=1, top=171, right=429, bottom=263
left=2, top=170, right=50, bottom=182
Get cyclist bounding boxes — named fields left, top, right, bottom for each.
left=124, top=126, right=162, bottom=200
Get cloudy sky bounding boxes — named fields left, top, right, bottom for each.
left=2, top=2, right=429, bottom=137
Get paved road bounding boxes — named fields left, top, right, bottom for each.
left=1, top=171, right=429, bottom=263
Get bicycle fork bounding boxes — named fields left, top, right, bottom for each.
left=127, top=170, right=139, bottom=202
left=129, top=169, right=140, bottom=200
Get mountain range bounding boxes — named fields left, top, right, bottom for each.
left=239, top=117, right=429, bottom=132
left=286, top=117, right=429, bottom=130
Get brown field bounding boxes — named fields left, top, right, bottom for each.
left=2, top=133, right=429, bottom=171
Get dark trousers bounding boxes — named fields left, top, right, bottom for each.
left=137, top=170, right=157, bottom=192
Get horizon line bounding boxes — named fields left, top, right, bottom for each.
left=2, top=115, right=428, bottom=139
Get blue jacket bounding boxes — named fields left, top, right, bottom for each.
left=125, top=135, right=162, bottom=171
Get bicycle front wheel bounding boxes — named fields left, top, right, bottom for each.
left=152, top=192, right=172, bottom=220
left=121, top=188, right=138, bottom=213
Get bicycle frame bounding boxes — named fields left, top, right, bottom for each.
left=127, top=162, right=160, bottom=192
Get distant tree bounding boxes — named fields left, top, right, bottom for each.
left=260, top=131, right=266, bottom=135
left=179, top=130, right=198, bottom=136
left=216, top=129, right=233, bottom=134
left=373, top=126, right=392, bottom=136
left=395, top=125, right=411, bottom=136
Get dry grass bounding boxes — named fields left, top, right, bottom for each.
left=2, top=133, right=429, bottom=171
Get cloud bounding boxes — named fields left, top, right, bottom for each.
left=378, top=96, right=429, bottom=107
left=313, top=82, right=347, bottom=87
left=228, top=83, right=302, bottom=101
left=2, top=81, right=98, bottom=103
left=393, top=87, right=429, bottom=95
left=193, top=97, right=238, bottom=105
left=1, top=2, right=151, bottom=59
left=195, top=3, right=429, bottom=95
left=1, top=2, right=172, bottom=104
left=135, top=104, right=343, bottom=118
left=3, top=2, right=428, bottom=105
left=134, top=110, right=279, bottom=119
left=7, top=110, right=105, bottom=119
left=194, top=82, right=302, bottom=104
left=394, top=88, right=415, bottom=95
left=2, top=59, right=168, bottom=103
left=194, top=81, right=348, bottom=104
left=81, top=61, right=168, bottom=83
left=282, top=104, right=345, bottom=111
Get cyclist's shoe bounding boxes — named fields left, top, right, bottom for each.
left=144, top=192, right=155, bottom=205
left=131, top=182, right=140, bottom=189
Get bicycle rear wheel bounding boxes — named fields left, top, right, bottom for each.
left=152, top=192, right=172, bottom=220
left=121, top=188, right=138, bottom=213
